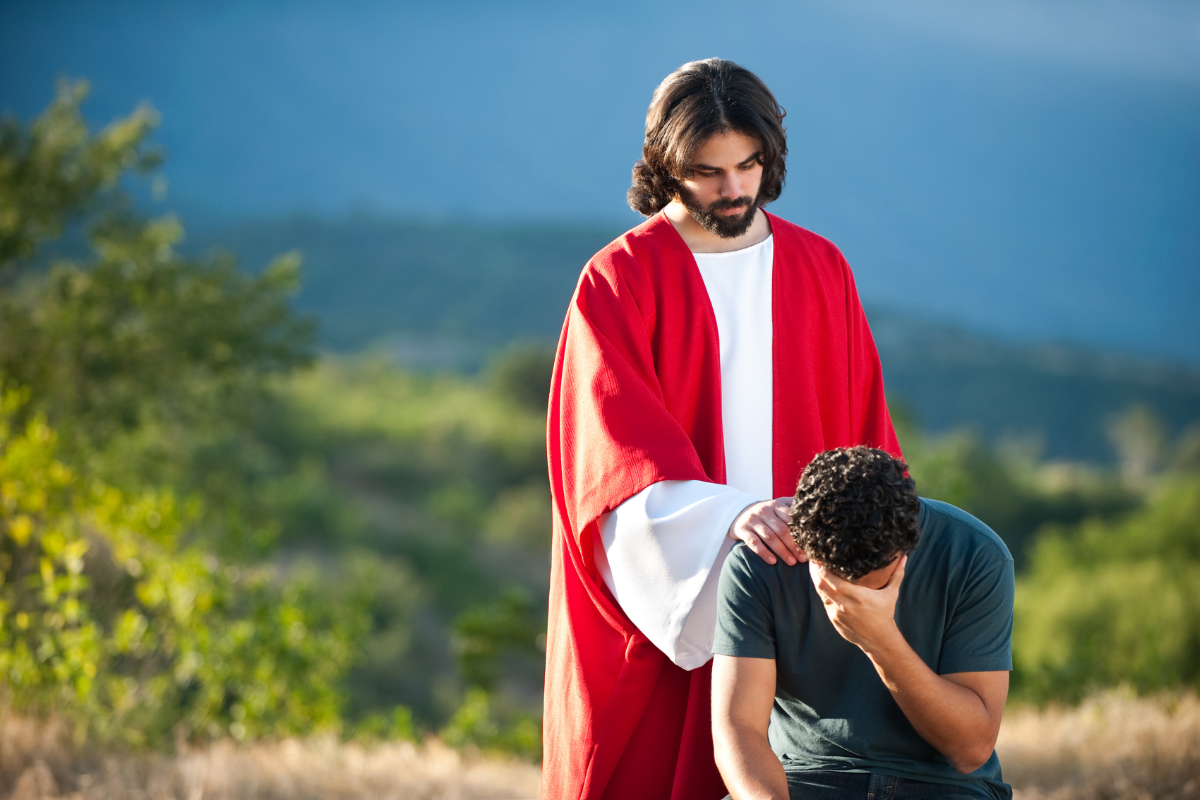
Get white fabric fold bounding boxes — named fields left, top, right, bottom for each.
left=595, top=480, right=762, bottom=669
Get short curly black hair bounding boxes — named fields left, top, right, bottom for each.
left=788, top=447, right=920, bottom=581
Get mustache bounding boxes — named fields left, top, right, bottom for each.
left=708, top=196, right=753, bottom=211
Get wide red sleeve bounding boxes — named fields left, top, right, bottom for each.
left=542, top=218, right=728, bottom=800
left=550, top=260, right=712, bottom=552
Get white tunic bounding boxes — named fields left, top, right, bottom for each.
left=594, top=234, right=776, bottom=669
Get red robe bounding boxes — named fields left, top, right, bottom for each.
left=542, top=211, right=900, bottom=800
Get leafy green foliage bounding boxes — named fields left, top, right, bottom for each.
left=270, top=356, right=550, bottom=737
left=892, top=405, right=1139, bottom=566
left=1012, top=473, right=1200, bottom=702
left=352, top=703, right=420, bottom=744
left=0, top=83, right=363, bottom=747
left=0, top=393, right=366, bottom=743
left=897, top=404, right=1200, bottom=705
left=0, top=80, right=314, bottom=561
left=439, top=688, right=541, bottom=761
left=486, top=344, right=555, bottom=413
left=0, top=80, right=160, bottom=272
left=453, top=587, right=544, bottom=691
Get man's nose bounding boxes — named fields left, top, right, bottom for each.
left=719, top=173, right=743, bottom=198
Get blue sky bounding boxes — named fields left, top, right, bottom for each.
left=3, top=0, right=1198, bottom=361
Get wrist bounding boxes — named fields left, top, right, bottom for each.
left=857, top=621, right=906, bottom=664
left=727, top=501, right=758, bottom=539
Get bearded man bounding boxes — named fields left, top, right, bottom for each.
left=542, top=58, right=901, bottom=800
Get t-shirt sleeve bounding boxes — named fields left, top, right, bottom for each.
left=712, top=544, right=778, bottom=660
left=937, top=550, right=1015, bottom=674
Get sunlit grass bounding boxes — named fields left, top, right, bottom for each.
left=0, top=715, right=541, bottom=799
left=4, top=691, right=1198, bottom=799
left=998, top=689, right=1200, bottom=799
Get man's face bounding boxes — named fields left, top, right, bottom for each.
left=677, top=129, right=764, bottom=239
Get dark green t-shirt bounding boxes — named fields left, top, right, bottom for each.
left=713, top=498, right=1014, bottom=800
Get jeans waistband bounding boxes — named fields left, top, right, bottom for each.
left=783, top=770, right=991, bottom=800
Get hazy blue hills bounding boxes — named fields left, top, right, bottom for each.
left=188, top=215, right=1200, bottom=464
left=192, top=215, right=621, bottom=351
left=7, top=2, right=1198, bottom=363
left=870, top=312, right=1200, bottom=463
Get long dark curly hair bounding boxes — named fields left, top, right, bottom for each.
left=627, top=58, right=787, bottom=216
left=788, top=447, right=920, bottom=581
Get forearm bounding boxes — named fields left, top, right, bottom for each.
left=713, top=724, right=789, bottom=800
left=863, top=630, right=999, bottom=772
left=712, top=656, right=789, bottom=800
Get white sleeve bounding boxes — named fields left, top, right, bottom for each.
left=593, top=479, right=763, bottom=670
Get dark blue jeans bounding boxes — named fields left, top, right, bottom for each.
left=783, top=770, right=991, bottom=800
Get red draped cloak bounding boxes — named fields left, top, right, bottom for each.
left=542, top=212, right=900, bottom=800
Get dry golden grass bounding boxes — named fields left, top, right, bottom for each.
left=998, top=689, right=1200, bottom=800
left=3, top=691, right=1198, bottom=799
left=0, top=717, right=540, bottom=800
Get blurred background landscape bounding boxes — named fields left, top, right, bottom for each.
left=1, top=1, right=1198, bottom=797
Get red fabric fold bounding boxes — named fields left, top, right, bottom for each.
left=542, top=212, right=900, bottom=800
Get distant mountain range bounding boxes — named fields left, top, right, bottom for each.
left=190, top=214, right=617, bottom=350
left=6, top=1, right=1198, bottom=364
left=869, top=311, right=1200, bottom=462
left=188, top=215, right=1200, bottom=464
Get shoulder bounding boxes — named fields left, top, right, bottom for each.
left=720, top=542, right=773, bottom=594
left=764, top=213, right=850, bottom=270
left=720, top=542, right=809, bottom=600
left=582, top=213, right=689, bottom=287
left=722, top=541, right=763, bottom=582
left=727, top=540, right=804, bottom=576
left=919, top=498, right=1013, bottom=566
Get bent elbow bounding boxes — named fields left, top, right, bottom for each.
left=949, top=745, right=994, bottom=775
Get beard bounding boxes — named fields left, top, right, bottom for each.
left=679, top=187, right=760, bottom=239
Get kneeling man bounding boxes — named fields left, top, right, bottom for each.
left=712, top=447, right=1014, bottom=800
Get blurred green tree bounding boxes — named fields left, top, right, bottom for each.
left=0, top=80, right=314, bottom=559
left=0, top=82, right=368, bottom=745
left=0, top=80, right=160, bottom=274
left=0, top=393, right=367, bottom=743
left=1012, top=470, right=1200, bottom=702
left=452, top=586, right=543, bottom=691
left=891, top=402, right=1139, bottom=567
left=486, top=343, right=555, bottom=413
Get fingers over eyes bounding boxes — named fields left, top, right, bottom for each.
left=809, top=565, right=840, bottom=598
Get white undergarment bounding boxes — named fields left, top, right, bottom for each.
left=595, top=234, right=776, bottom=670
